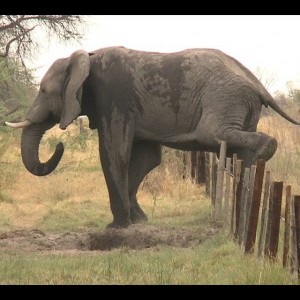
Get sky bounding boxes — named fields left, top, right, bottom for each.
left=30, top=15, right=300, bottom=94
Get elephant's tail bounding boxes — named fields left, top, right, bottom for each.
left=260, top=91, right=300, bottom=125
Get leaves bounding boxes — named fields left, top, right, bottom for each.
left=0, top=15, right=87, bottom=68
left=0, top=57, right=36, bottom=122
left=0, top=15, right=87, bottom=120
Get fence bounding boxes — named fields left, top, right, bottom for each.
left=184, top=141, right=300, bottom=278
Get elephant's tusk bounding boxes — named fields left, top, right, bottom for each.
left=5, top=120, right=33, bottom=128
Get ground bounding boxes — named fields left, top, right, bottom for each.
left=0, top=224, right=219, bottom=253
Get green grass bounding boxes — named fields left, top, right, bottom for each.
left=0, top=231, right=295, bottom=284
left=37, top=198, right=109, bottom=232
left=0, top=121, right=299, bottom=284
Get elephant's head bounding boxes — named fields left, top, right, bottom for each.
left=5, top=50, right=90, bottom=176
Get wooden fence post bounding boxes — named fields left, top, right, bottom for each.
left=191, top=151, right=197, bottom=182
left=266, top=181, right=283, bottom=260
left=211, top=153, right=217, bottom=207
left=243, top=165, right=257, bottom=247
left=244, top=159, right=266, bottom=254
left=294, top=195, right=300, bottom=277
left=234, top=160, right=244, bottom=239
left=230, top=154, right=238, bottom=235
left=214, top=141, right=227, bottom=220
left=290, top=196, right=299, bottom=276
left=257, top=171, right=271, bottom=259
left=264, top=182, right=274, bottom=256
left=223, top=157, right=231, bottom=225
left=238, top=167, right=250, bottom=246
left=205, top=152, right=211, bottom=196
left=283, top=185, right=291, bottom=267
left=190, top=151, right=206, bottom=184
left=182, top=151, right=188, bottom=179
left=197, top=151, right=206, bottom=184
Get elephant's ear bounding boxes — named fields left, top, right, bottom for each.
left=60, top=50, right=90, bottom=130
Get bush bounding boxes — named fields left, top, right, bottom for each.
left=0, top=57, right=37, bottom=123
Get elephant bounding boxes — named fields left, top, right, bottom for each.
left=5, top=46, right=300, bottom=228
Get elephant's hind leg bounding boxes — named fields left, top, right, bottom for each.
left=254, top=133, right=277, bottom=162
left=216, top=129, right=277, bottom=167
left=129, top=141, right=162, bottom=224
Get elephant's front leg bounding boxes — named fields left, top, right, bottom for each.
left=98, top=117, right=135, bottom=228
left=129, top=141, right=162, bottom=223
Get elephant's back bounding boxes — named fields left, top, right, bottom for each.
left=90, top=46, right=272, bottom=106
left=183, top=49, right=258, bottom=83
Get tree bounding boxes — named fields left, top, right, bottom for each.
left=253, top=66, right=278, bottom=91
left=286, top=81, right=300, bottom=104
left=288, top=88, right=300, bottom=104
left=0, top=15, right=87, bottom=69
left=0, top=56, right=37, bottom=123
left=0, top=15, right=87, bottom=120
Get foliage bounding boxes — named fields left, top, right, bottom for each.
left=0, top=126, right=20, bottom=195
left=253, top=66, right=278, bottom=91
left=0, top=15, right=87, bottom=70
left=0, top=57, right=37, bottom=123
left=0, top=58, right=36, bottom=197
left=0, top=118, right=298, bottom=283
left=288, top=87, right=300, bottom=104
left=0, top=15, right=87, bottom=129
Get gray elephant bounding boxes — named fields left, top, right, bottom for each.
left=6, top=46, right=300, bottom=228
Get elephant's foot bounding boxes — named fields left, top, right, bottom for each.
left=254, top=136, right=277, bottom=163
left=106, top=211, right=132, bottom=228
left=130, top=206, right=148, bottom=224
left=106, top=217, right=132, bottom=229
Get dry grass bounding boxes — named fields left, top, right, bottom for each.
left=1, top=110, right=300, bottom=230
left=0, top=115, right=298, bottom=284
left=0, top=122, right=208, bottom=232
left=258, top=110, right=300, bottom=194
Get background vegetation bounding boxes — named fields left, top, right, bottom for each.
left=0, top=14, right=300, bottom=284
left=0, top=116, right=299, bottom=284
left=0, top=105, right=300, bottom=284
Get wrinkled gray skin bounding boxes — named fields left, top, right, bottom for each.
left=6, top=47, right=300, bottom=228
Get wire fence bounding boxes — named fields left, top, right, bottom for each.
left=184, top=141, right=300, bottom=278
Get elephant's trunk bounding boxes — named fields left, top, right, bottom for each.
left=21, top=121, right=64, bottom=176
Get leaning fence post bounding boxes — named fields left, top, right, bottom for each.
left=244, top=159, right=266, bottom=254
left=190, top=151, right=198, bottom=183
left=243, top=165, right=257, bottom=247
left=205, top=152, right=211, bottom=196
left=257, top=171, right=271, bottom=259
left=290, top=196, right=299, bottom=277
left=264, top=182, right=274, bottom=256
left=197, top=151, right=206, bottom=184
left=267, top=181, right=283, bottom=260
left=214, top=141, right=227, bottom=220
left=238, top=167, right=250, bottom=246
left=223, top=157, right=231, bottom=225
left=211, top=153, right=217, bottom=207
left=234, top=160, right=244, bottom=239
left=230, top=154, right=238, bottom=235
left=294, top=195, right=300, bottom=277
left=182, top=151, right=189, bottom=179
left=283, top=185, right=291, bottom=268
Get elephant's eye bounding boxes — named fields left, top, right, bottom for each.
left=41, top=87, right=46, bottom=93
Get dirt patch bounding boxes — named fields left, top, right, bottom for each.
left=0, top=224, right=220, bottom=253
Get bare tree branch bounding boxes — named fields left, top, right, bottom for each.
left=254, top=66, right=278, bottom=90
left=0, top=15, right=26, bottom=31
left=0, top=26, right=36, bottom=58
left=0, top=15, right=87, bottom=69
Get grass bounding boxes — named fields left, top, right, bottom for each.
left=0, top=117, right=299, bottom=284
left=0, top=231, right=295, bottom=284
